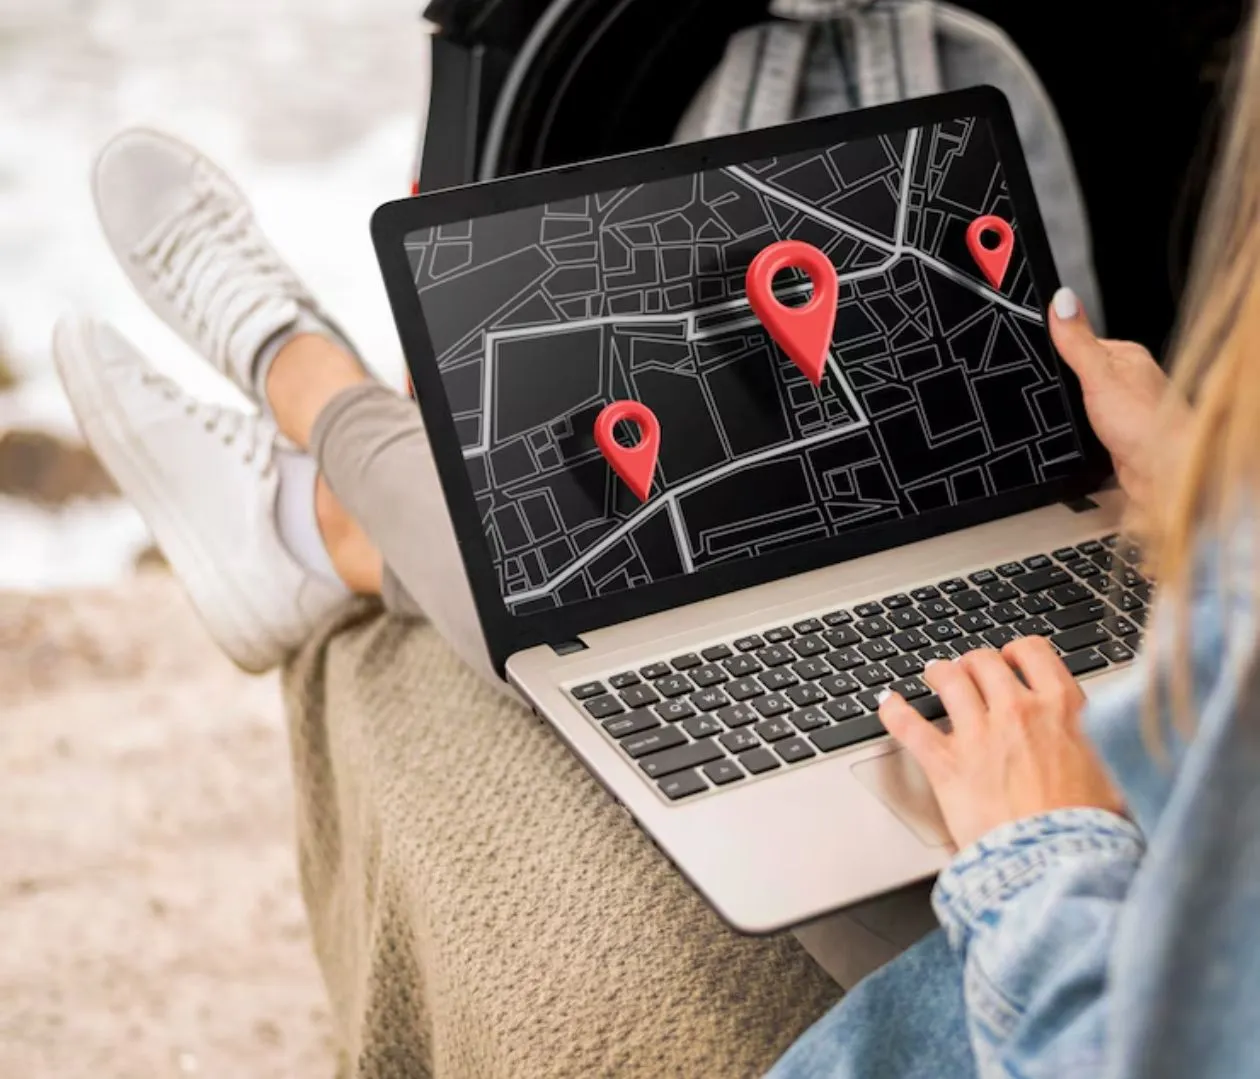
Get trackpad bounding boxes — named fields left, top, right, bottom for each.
left=852, top=749, right=953, bottom=848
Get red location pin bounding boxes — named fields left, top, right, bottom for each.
left=594, top=400, right=661, bottom=503
left=966, top=215, right=1015, bottom=290
left=745, top=240, right=839, bottom=386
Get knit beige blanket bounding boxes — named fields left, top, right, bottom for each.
left=283, top=602, right=842, bottom=1079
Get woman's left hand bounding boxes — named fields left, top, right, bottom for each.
left=878, top=636, right=1126, bottom=850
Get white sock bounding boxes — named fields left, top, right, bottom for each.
left=273, top=449, right=346, bottom=589
left=253, top=307, right=359, bottom=418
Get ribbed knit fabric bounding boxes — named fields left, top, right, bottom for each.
left=283, top=601, right=842, bottom=1078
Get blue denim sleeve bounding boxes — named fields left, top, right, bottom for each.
left=931, top=808, right=1145, bottom=1078
left=1096, top=535, right=1260, bottom=1078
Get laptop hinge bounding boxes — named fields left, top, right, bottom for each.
left=550, top=639, right=589, bottom=658
left=1062, top=496, right=1100, bottom=513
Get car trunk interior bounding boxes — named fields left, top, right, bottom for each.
left=420, top=0, right=1249, bottom=355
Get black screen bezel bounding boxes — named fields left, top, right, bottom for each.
left=371, top=87, right=1111, bottom=675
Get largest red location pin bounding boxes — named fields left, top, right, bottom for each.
left=966, top=215, right=1015, bottom=290
left=594, top=400, right=661, bottom=503
left=745, top=240, right=839, bottom=386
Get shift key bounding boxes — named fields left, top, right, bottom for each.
left=1046, top=600, right=1105, bottom=631
left=622, top=726, right=686, bottom=759
left=639, top=738, right=724, bottom=779
left=1050, top=623, right=1110, bottom=653
left=1064, top=648, right=1108, bottom=676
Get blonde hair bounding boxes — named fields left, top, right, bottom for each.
left=1138, top=2, right=1260, bottom=737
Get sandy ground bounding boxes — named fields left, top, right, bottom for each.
left=0, top=571, right=334, bottom=1077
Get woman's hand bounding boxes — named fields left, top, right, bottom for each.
left=878, top=636, right=1125, bottom=850
left=1048, top=287, right=1189, bottom=514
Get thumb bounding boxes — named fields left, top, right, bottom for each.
left=1047, top=287, right=1110, bottom=386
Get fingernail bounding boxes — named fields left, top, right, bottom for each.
left=924, top=658, right=945, bottom=670
left=876, top=688, right=893, bottom=705
left=1052, top=287, right=1079, bottom=321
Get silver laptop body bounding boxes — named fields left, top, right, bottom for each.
left=508, top=488, right=1131, bottom=932
left=372, top=89, right=1139, bottom=933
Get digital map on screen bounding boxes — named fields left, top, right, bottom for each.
left=404, top=117, right=1081, bottom=614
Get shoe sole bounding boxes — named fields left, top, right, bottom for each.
left=53, top=318, right=282, bottom=673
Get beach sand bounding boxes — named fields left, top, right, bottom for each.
left=0, top=571, right=334, bottom=1076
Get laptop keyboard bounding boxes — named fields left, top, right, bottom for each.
left=567, top=535, right=1151, bottom=803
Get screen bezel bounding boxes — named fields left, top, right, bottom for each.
left=371, top=86, right=1112, bottom=676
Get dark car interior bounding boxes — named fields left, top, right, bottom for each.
left=418, top=0, right=1249, bottom=358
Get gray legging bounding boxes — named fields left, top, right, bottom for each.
left=305, top=379, right=936, bottom=987
left=310, top=382, right=500, bottom=689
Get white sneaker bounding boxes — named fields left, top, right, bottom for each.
left=52, top=316, right=347, bottom=673
left=92, top=127, right=343, bottom=398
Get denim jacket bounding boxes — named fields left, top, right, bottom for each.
left=768, top=533, right=1260, bottom=1079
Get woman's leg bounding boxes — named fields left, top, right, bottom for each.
left=261, top=332, right=501, bottom=688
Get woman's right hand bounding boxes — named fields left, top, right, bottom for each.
left=1048, top=287, right=1188, bottom=514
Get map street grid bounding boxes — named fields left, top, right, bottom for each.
left=405, top=117, right=1082, bottom=614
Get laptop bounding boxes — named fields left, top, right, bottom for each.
left=371, top=87, right=1148, bottom=934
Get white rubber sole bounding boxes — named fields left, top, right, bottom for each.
left=53, top=317, right=286, bottom=673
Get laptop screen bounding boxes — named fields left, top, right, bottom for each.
left=404, top=116, right=1081, bottom=617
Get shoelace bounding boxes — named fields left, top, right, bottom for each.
left=131, top=169, right=302, bottom=369
left=139, top=370, right=276, bottom=475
